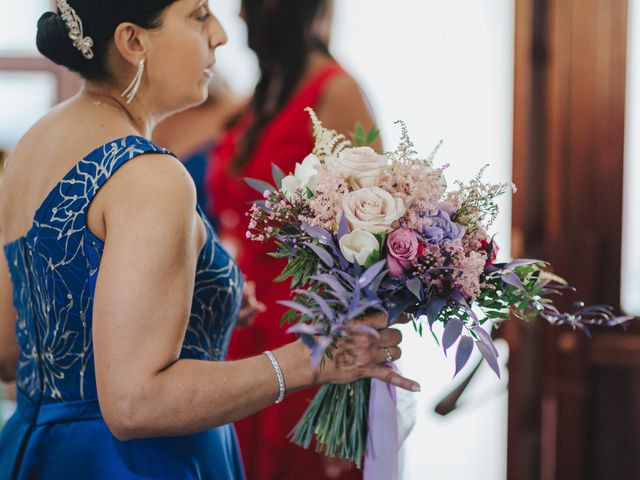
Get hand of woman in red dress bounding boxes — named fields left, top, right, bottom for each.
left=320, top=454, right=355, bottom=479
left=236, top=280, right=266, bottom=328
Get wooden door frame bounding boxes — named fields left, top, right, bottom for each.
left=509, top=0, right=635, bottom=478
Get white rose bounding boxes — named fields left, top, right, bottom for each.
left=326, top=146, right=388, bottom=189
left=294, top=154, right=321, bottom=192
left=281, top=174, right=301, bottom=201
left=339, top=230, right=380, bottom=265
left=342, top=187, right=406, bottom=234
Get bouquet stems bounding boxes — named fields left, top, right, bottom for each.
left=290, top=379, right=371, bottom=468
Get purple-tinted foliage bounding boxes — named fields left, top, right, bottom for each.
left=472, top=326, right=499, bottom=357
left=426, top=296, right=447, bottom=331
left=450, top=290, right=479, bottom=324
left=335, top=270, right=356, bottom=287
left=303, top=242, right=334, bottom=268
left=301, top=222, right=335, bottom=246
left=476, top=338, right=501, bottom=378
left=288, top=323, right=323, bottom=335
left=311, top=274, right=350, bottom=305
left=406, top=277, right=423, bottom=300
left=358, top=260, right=387, bottom=289
left=337, top=211, right=350, bottom=241
left=501, top=271, right=525, bottom=291
left=278, top=300, right=316, bottom=318
left=294, top=289, right=335, bottom=321
left=503, top=258, right=544, bottom=270
left=442, top=318, right=463, bottom=355
left=455, top=336, right=474, bottom=375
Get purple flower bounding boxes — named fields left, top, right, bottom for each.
left=421, top=210, right=465, bottom=243
left=386, top=228, right=421, bottom=277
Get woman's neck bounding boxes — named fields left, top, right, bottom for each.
left=81, top=83, right=160, bottom=138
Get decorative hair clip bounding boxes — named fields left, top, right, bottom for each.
left=57, top=0, right=94, bottom=60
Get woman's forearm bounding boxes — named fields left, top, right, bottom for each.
left=101, top=341, right=316, bottom=441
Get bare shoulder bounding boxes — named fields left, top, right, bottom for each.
left=89, top=152, right=199, bottom=244
left=316, top=72, right=378, bottom=142
left=99, top=152, right=196, bottom=218
left=321, top=73, right=365, bottom=103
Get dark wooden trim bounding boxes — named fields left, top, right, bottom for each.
left=508, top=1, right=547, bottom=479
left=510, top=0, right=632, bottom=478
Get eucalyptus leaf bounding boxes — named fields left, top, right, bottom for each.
left=277, top=300, right=316, bottom=318
left=271, top=163, right=286, bottom=189
left=337, top=211, right=350, bottom=240
left=476, top=339, right=501, bottom=378
left=455, top=335, right=474, bottom=376
left=358, top=260, right=387, bottom=288
left=406, top=277, right=423, bottom=300
left=303, top=242, right=335, bottom=268
left=442, top=318, right=463, bottom=354
left=244, top=177, right=276, bottom=195
left=426, top=296, right=447, bottom=330
left=501, top=271, right=526, bottom=291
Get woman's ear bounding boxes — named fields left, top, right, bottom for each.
left=112, top=22, right=148, bottom=65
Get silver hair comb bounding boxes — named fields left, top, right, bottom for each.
left=57, top=0, right=94, bottom=60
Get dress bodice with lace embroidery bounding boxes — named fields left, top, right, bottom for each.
left=0, top=136, right=245, bottom=480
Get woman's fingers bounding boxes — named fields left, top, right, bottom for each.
left=369, top=365, right=421, bottom=392
left=345, top=328, right=402, bottom=365
left=357, top=310, right=388, bottom=330
left=378, top=328, right=402, bottom=347
left=392, top=313, right=413, bottom=325
left=376, top=345, right=401, bottom=363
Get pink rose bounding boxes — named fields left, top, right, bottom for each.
left=386, top=228, right=421, bottom=277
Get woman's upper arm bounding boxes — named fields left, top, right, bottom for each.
left=316, top=73, right=383, bottom=150
left=0, top=232, right=18, bottom=380
left=92, top=154, right=204, bottom=410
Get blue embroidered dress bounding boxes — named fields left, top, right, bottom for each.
left=0, top=136, right=245, bottom=479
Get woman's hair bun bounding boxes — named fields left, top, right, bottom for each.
left=36, top=11, right=86, bottom=72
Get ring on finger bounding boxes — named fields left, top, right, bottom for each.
left=383, top=346, right=393, bottom=362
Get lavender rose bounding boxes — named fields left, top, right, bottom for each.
left=386, top=228, right=421, bottom=277
left=421, top=210, right=465, bottom=243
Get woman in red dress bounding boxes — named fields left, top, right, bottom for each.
left=206, top=1, right=381, bottom=478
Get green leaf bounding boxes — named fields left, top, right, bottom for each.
left=363, top=249, right=381, bottom=268
left=365, top=126, right=380, bottom=145
left=353, top=122, right=366, bottom=145
left=373, top=232, right=387, bottom=248
left=268, top=252, right=290, bottom=259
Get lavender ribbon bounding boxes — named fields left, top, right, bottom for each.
left=363, top=376, right=399, bottom=480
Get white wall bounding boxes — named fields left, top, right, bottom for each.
left=622, top=0, right=640, bottom=316
left=215, top=1, right=516, bottom=478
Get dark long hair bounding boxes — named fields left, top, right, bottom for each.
left=231, top=0, right=331, bottom=172
left=36, top=0, right=178, bottom=81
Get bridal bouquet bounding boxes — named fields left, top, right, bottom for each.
left=244, top=109, right=630, bottom=471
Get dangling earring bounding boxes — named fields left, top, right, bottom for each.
left=121, top=58, right=145, bottom=104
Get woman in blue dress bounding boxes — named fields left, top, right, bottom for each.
left=0, top=1, right=419, bottom=479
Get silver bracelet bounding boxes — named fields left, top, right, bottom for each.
left=264, top=351, right=286, bottom=404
